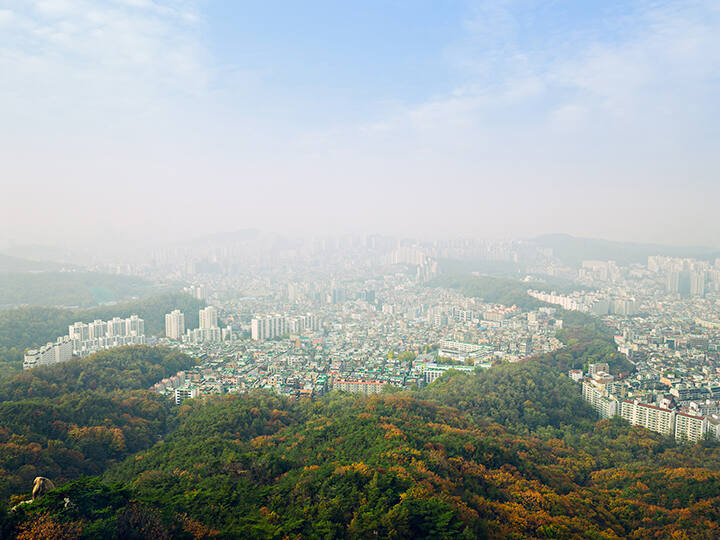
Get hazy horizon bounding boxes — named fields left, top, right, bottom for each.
left=2, top=0, right=719, bottom=248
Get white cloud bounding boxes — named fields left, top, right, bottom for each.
left=0, top=9, right=14, bottom=24
left=0, top=0, right=207, bottom=121
left=363, top=0, right=720, bottom=144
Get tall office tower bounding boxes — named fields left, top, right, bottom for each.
left=690, top=271, right=706, bottom=297
left=666, top=271, right=680, bottom=293
left=199, top=306, right=219, bottom=329
left=165, top=310, right=185, bottom=340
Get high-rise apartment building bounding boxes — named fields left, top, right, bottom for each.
left=184, top=307, right=222, bottom=344
left=251, top=314, right=288, bottom=340
left=621, top=400, right=676, bottom=437
left=582, top=379, right=619, bottom=419
left=89, top=320, right=106, bottom=339
left=67, top=316, right=146, bottom=357
left=199, top=306, right=218, bottom=330
left=165, top=310, right=185, bottom=340
left=675, top=411, right=707, bottom=442
left=690, top=271, right=706, bottom=297
left=106, top=317, right=127, bottom=338
left=125, top=315, right=144, bottom=336
left=23, top=336, right=73, bottom=370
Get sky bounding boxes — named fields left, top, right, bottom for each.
left=0, top=0, right=719, bottom=249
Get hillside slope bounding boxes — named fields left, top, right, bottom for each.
left=3, top=368, right=720, bottom=538
left=0, top=346, right=196, bottom=501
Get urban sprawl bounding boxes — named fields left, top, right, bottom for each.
left=26, top=240, right=720, bottom=444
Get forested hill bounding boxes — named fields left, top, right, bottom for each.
left=0, top=292, right=204, bottom=379
left=3, top=344, right=720, bottom=538
left=538, top=310, right=636, bottom=377
left=5, top=384, right=720, bottom=538
left=429, top=274, right=547, bottom=310
left=0, top=346, right=196, bottom=503
left=0, top=271, right=159, bottom=308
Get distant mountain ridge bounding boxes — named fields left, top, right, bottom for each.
left=0, top=244, right=79, bottom=266
left=0, top=254, right=71, bottom=273
left=535, top=233, right=720, bottom=266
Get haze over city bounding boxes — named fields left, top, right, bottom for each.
left=1, top=0, right=719, bottom=249
left=6, top=2, right=720, bottom=537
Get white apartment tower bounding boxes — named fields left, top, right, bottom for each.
left=165, top=310, right=185, bottom=340
left=199, top=306, right=219, bottom=330
left=125, top=315, right=144, bottom=336
left=251, top=314, right=287, bottom=341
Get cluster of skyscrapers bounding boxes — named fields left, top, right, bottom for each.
left=665, top=270, right=708, bottom=297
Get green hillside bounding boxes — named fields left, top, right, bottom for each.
left=0, top=346, right=196, bottom=503
left=0, top=271, right=162, bottom=308
left=2, top=344, right=720, bottom=538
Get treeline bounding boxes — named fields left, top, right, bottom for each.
left=418, top=362, right=598, bottom=435
left=0, top=254, right=66, bottom=273
left=537, top=310, right=635, bottom=376
left=429, top=274, right=546, bottom=310
left=0, top=293, right=204, bottom=377
left=0, top=346, right=195, bottom=501
left=0, top=346, right=195, bottom=402
left=0, top=271, right=159, bottom=308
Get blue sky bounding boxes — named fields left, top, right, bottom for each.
left=0, top=0, right=718, bottom=247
